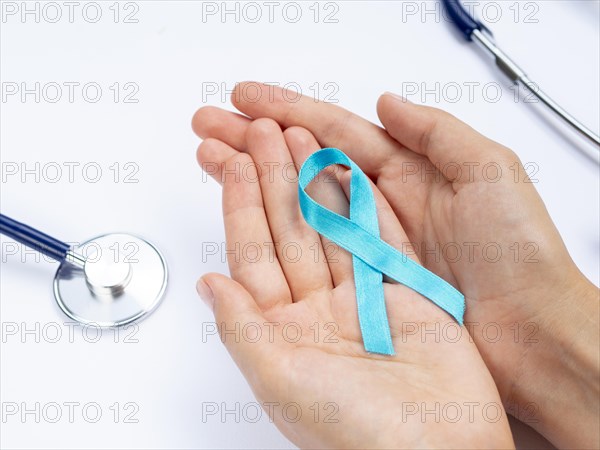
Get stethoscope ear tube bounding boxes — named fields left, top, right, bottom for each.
left=442, top=0, right=600, bottom=150
left=442, top=0, right=483, bottom=40
left=0, top=213, right=71, bottom=262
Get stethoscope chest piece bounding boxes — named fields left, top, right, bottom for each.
left=53, top=233, right=168, bottom=327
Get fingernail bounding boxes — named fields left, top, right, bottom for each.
left=196, top=278, right=214, bottom=311
left=383, top=91, right=412, bottom=103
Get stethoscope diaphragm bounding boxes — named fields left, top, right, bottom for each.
left=0, top=214, right=168, bottom=327
left=53, top=233, right=168, bottom=327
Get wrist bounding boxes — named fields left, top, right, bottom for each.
left=508, top=275, right=599, bottom=448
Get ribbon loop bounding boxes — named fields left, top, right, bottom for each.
left=298, top=148, right=465, bottom=355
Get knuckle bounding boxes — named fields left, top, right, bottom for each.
left=247, top=117, right=281, bottom=139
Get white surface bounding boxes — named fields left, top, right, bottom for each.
left=1, top=1, right=598, bottom=448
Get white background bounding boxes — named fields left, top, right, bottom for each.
left=1, top=1, right=598, bottom=448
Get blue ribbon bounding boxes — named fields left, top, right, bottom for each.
left=298, top=148, right=465, bottom=355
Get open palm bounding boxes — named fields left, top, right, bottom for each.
left=194, top=118, right=513, bottom=448
left=192, top=83, right=598, bottom=447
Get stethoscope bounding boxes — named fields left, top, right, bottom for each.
left=0, top=213, right=168, bottom=327
left=1, top=2, right=595, bottom=329
left=443, top=0, right=600, bottom=152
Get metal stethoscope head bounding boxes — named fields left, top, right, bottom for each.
left=442, top=0, right=600, bottom=156
left=0, top=213, right=168, bottom=327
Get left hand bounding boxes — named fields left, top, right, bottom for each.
left=192, top=117, right=513, bottom=449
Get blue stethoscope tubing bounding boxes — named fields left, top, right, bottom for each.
left=442, top=0, right=600, bottom=153
left=0, top=213, right=84, bottom=266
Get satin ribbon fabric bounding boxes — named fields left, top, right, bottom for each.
left=298, top=148, right=465, bottom=355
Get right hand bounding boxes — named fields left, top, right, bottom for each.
left=192, top=83, right=600, bottom=448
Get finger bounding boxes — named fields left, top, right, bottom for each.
left=244, top=119, right=333, bottom=299
left=192, top=106, right=250, bottom=151
left=222, top=152, right=291, bottom=309
left=283, top=126, right=354, bottom=287
left=377, top=93, right=517, bottom=184
left=197, top=273, right=268, bottom=370
left=230, top=82, right=436, bottom=245
left=231, top=81, right=423, bottom=178
left=196, top=138, right=238, bottom=185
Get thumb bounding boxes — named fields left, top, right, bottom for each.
left=377, top=92, right=517, bottom=183
left=197, top=273, right=267, bottom=365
